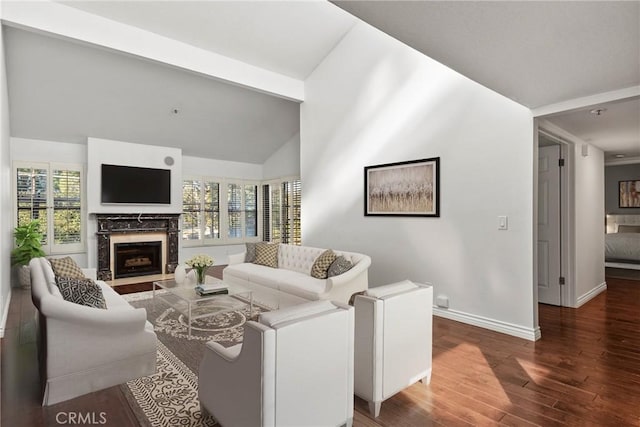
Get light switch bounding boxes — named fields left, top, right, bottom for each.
left=498, top=215, right=508, bottom=230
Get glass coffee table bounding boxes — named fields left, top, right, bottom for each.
left=152, top=278, right=253, bottom=339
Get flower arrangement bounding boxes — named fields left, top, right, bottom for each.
left=186, top=254, right=214, bottom=285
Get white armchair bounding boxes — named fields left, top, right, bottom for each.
left=199, top=300, right=355, bottom=427
left=353, top=280, right=433, bottom=418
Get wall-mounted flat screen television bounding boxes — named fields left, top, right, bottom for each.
left=101, top=164, right=171, bottom=204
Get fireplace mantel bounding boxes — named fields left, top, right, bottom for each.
left=95, top=213, right=180, bottom=281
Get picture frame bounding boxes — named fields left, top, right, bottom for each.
left=619, top=180, right=640, bottom=208
left=364, top=157, right=440, bottom=217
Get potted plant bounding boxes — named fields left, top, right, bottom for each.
left=11, top=220, right=46, bottom=288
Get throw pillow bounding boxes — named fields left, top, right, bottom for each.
left=311, top=249, right=338, bottom=279
left=49, top=256, right=85, bottom=279
left=245, top=242, right=259, bottom=263
left=618, top=225, right=640, bottom=233
left=56, top=277, right=107, bottom=309
left=328, top=256, right=354, bottom=277
left=254, top=242, right=279, bottom=268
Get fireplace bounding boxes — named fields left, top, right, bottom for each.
left=95, top=214, right=180, bottom=281
left=114, top=241, right=162, bottom=279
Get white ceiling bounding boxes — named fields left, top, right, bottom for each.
left=4, top=1, right=639, bottom=162
left=58, top=1, right=356, bottom=80
left=545, top=97, right=640, bottom=160
left=333, top=1, right=640, bottom=109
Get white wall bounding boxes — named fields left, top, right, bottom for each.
left=574, top=143, right=606, bottom=306
left=301, top=22, right=537, bottom=339
left=183, top=154, right=262, bottom=181
left=1, top=21, right=13, bottom=337
left=11, top=137, right=86, bottom=163
left=263, top=133, right=300, bottom=180
left=86, top=137, right=182, bottom=214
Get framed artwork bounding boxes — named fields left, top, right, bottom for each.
left=619, top=180, right=640, bottom=208
left=364, top=157, right=440, bottom=217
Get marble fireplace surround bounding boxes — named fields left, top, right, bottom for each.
left=96, top=213, right=179, bottom=281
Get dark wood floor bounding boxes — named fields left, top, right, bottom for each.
left=2, top=272, right=639, bottom=426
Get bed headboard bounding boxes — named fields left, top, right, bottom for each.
left=606, top=214, right=640, bottom=233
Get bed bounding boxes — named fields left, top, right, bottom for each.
left=605, top=215, right=640, bottom=270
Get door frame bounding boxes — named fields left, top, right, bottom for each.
left=536, top=121, right=576, bottom=308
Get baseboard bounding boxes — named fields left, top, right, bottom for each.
left=0, top=290, right=12, bottom=338
left=605, top=262, right=640, bottom=271
left=433, top=306, right=539, bottom=341
left=576, top=282, right=607, bottom=308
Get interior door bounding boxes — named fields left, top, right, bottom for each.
left=538, top=145, right=562, bottom=305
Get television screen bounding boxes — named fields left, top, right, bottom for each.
left=101, top=164, right=171, bottom=204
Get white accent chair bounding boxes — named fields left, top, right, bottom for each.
left=199, top=300, right=354, bottom=427
left=353, top=280, right=433, bottom=418
left=29, top=257, right=157, bottom=406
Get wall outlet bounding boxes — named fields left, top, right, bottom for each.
left=435, top=295, right=449, bottom=308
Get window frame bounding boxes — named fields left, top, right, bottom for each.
left=13, top=161, right=86, bottom=254
left=182, top=176, right=262, bottom=247
left=262, top=176, right=301, bottom=245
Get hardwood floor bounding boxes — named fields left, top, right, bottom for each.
left=2, top=274, right=638, bottom=426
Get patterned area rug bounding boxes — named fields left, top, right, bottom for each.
left=120, top=291, right=268, bottom=427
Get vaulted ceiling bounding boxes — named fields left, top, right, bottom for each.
left=3, top=1, right=638, bottom=162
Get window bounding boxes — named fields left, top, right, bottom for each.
left=14, top=162, right=84, bottom=254
left=263, top=178, right=301, bottom=245
left=182, top=179, right=202, bottom=241
left=182, top=177, right=258, bottom=245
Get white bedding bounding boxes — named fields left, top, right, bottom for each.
left=605, top=232, right=640, bottom=262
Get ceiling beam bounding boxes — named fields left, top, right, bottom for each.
left=531, top=86, right=640, bottom=118
left=0, top=0, right=305, bottom=102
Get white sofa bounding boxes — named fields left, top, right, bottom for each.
left=29, top=257, right=157, bottom=406
left=354, top=280, right=433, bottom=417
left=223, top=243, right=371, bottom=308
left=199, top=300, right=354, bottom=427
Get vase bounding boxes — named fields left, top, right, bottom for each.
left=174, top=264, right=187, bottom=284
left=195, top=267, right=206, bottom=285
left=18, top=265, right=31, bottom=289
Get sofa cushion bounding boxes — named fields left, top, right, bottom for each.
left=276, top=273, right=329, bottom=300
left=328, top=256, right=354, bottom=277
left=618, top=224, right=640, bottom=233
left=49, top=256, right=85, bottom=279
left=311, top=249, right=338, bottom=279
left=224, top=263, right=280, bottom=290
left=254, top=242, right=279, bottom=268
left=278, top=244, right=326, bottom=274
left=56, top=277, right=107, bottom=309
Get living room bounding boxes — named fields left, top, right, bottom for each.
left=1, top=1, right=639, bottom=426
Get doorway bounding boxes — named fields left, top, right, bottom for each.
left=537, top=130, right=572, bottom=307
left=538, top=142, right=562, bottom=305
